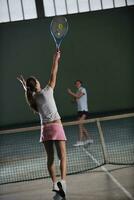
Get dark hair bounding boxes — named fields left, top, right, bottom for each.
left=25, top=76, right=38, bottom=113
left=75, top=80, right=82, bottom=84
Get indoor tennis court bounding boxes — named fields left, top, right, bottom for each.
left=0, top=0, right=134, bottom=200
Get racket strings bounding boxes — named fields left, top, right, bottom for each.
left=51, top=17, right=68, bottom=40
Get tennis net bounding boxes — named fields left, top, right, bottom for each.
left=0, top=113, right=134, bottom=184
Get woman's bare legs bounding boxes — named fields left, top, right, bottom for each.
left=55, top=140, right=67, bottom=194
left=44, top=140, right=67, bottom=192
left=78, top=114, right=89, bottom=141
left=43, top=141, right=57, bottom=183
left=55, top=141, right=67, bottom=181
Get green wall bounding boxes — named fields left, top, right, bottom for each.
left=0, top=7, right=134, bottom=127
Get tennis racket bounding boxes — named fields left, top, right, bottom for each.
left=50, top=16, right=68, bottom=50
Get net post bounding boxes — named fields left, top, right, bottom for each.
left=96, top=119, right=108, bottom=164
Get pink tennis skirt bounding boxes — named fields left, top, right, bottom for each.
left=40, top=123, right=67, bottom=142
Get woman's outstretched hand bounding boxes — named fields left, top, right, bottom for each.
left=17, top=75, right=27, bottom=91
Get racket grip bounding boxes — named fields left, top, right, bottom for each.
left=56, top=47, right=60, bottom=52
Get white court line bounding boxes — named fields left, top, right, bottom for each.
left=83, top=148, right=134, bottom=200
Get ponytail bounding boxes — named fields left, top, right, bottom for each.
left=25, top=77, right=38, bottom=113
left=25, top=89, right=38, bottom=113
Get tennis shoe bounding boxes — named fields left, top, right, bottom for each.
left=52, top=182, right=59, bottom=192
left=57, top=180, right=66, bottom=198
left=53, top=193, right=63, bottom=200
left=73, top=141, right=84, bottom=147
left=60, top=180, right=66, bottom=194
left=84, top=139, right=94, bottom=145
left=88, top=139, right=94, bottom=144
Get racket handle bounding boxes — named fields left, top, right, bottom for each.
left=56, top=47, right=60, bottom=52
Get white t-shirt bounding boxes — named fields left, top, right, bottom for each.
left=76, top=86, right=88, bottom=111
left=35, top=85, right=60, bottom=124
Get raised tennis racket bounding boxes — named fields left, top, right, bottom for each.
left=50, top=16, right=68, bottom=50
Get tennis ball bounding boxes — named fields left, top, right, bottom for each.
left=58, top=23, right=63, bottom=30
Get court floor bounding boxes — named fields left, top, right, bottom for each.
left=0, top=165, right=134, bottom=200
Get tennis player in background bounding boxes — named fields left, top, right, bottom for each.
left=17, top=50, right=67, bottom=198
left=67, top=80, right=93, bottom=146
